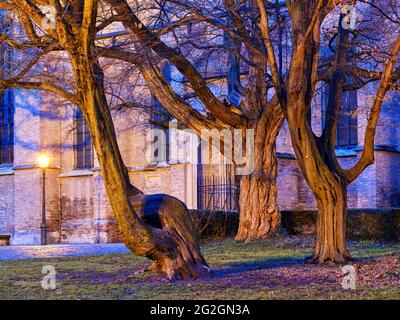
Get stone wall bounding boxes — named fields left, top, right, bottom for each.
left=54, top=162, right=196, bottom=244
left=375, top=151, right=400, bottom=208
left=276, top=149, right=400, bottom=211
left=1, top=73, right=399, bottom=245
left=0, top=172, right=14, bottom=235
left=60, top=174, right=96, bottom=243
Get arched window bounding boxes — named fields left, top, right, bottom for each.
left=74, top=109, right=93, bottom=169
left=0, top=89, right=14, bottom=165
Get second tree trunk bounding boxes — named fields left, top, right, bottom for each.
left=235, top=130, right=281, bottom=242
left=308, top=176, right=351, bottom=263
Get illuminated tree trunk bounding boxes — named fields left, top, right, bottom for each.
left=281, top=2, right=352, bottom=263
left=70, top=52, right=210, bottom=280
left=307, top=166, right=351, bottom=263
left=236, top=141, right=280, bottom=242
left=236, top=100, right=284, bottom=242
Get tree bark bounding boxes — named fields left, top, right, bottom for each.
left=235, top=141, right=280, bottom=242
left=235, top=98, right=284, bottom=242
left=307, top=171, right=351, bottom=264
left=70, top=51, right=210, bottom=280
left=282, top=4, right=353, bottom=264
left=286, top=93, right=352, bottom=263
left=286, top=77, right=352, bottom=262
left=286, top=123, right=352, bottom=263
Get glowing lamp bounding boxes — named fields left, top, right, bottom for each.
left=38, top=153, right=51, bottom=168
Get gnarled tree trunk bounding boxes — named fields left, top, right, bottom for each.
left=235, top=98, right=284, bottom=242
left=283, top=4, right=353, bottom=264
left=307, top=170, right=351, bottom=263
left=286, top=97, right=352, bottom=263
left=286, top=82, right=352, bottom=263
left=130, top=193, right=209, bottom=277
left=70, top=51, right=210, bottom=280
left=286, top=125, right=352, bottom=263
left=235, top=142, right=280, bottom=242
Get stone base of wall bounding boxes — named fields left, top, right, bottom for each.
left=10, top=230, right=60, bottom=245
left=60, top=220, right=123, bottom=244
left=10, top=230, right=41, bottom=245
left=8, top=221, right=123, bottom=245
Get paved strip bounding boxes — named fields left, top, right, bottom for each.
left=0, top=244, right=130, bottom=261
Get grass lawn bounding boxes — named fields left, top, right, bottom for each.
left=1, top=236, right=400, bottom=300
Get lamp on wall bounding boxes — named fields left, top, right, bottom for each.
left=38, top=153, right=51, bottom=169
left=38, top=153, right=51, bottom=245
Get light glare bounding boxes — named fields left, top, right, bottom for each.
left=38, top=153, right=51, bottom=168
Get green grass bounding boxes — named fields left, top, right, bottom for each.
left=1, top=238, right=400, bottom=300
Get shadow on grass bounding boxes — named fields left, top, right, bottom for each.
left=212, top=246, right=400, bottom=277
left=213, top=256, right=306, bottom=277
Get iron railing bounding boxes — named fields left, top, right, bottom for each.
left=197, top=176, right=239, bottom=212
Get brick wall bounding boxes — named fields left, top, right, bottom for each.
left=1, top=63, right=399, bottom=245
left=375, top=151, right=400, bottom=207
left=60, top=174, right=95, bottom=243
left=0, top=173, right=14, bottom=234
left=276, top=152, right=396, bottom=211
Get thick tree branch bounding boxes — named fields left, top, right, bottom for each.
left=105, top=0, right=247, bottom=127
left=257, top=0, right=286, bottom=106
left=345, top=35, right=400, bottom=184
left=320, top=12, right=350, bottom=173
left=0, top=79, right=81, bottom=105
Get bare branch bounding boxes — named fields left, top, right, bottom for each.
left=345, top=34, right=400, bottom=184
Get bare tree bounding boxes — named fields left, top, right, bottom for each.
left=1, top=0, right=399, bottom=269
left=100, top=0, right=288, bottom=242
left=0, top=0, right=210, bottom=280
left=260, top=0, right=400, bottom=263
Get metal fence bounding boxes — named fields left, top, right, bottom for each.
left=197, top=176, right=239, bottom=212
